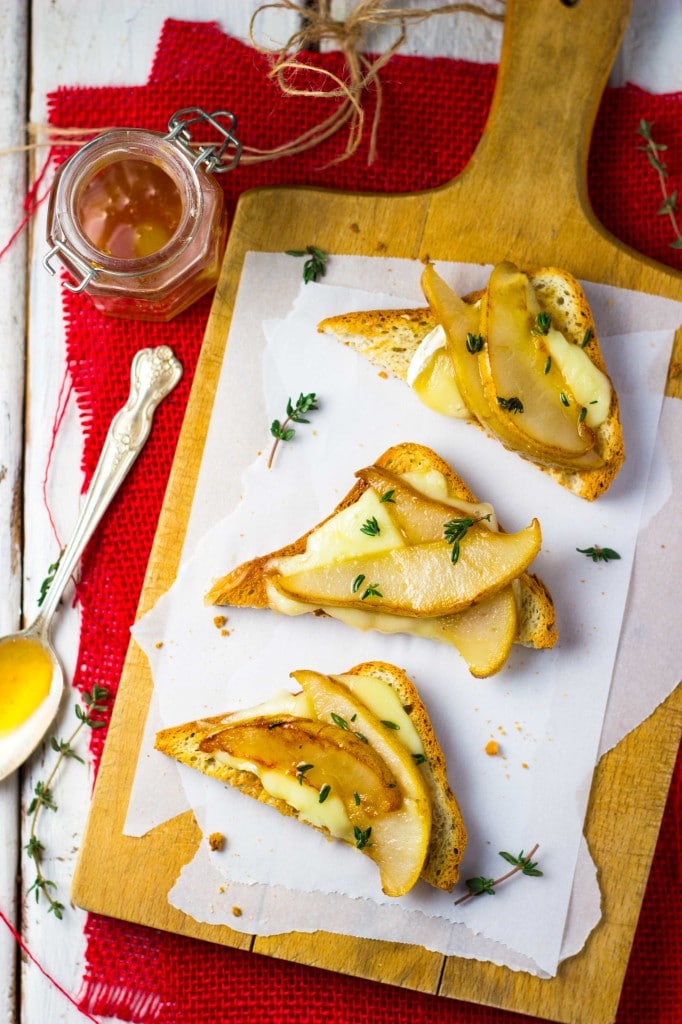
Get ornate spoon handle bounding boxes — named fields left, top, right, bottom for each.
left=35, top=346, right=182, bottom=630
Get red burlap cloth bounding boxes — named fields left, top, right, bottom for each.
left=46, top=19, right=681, bottom=1024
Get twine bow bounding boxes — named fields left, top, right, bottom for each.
left=247, top=0, right=505, bottom=165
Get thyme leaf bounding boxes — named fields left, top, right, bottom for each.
left=285, top=245, right=328, bottom=283
left=576, top=544, right=621, bottom=563
left=361, top=582, right=382, bottom=600
left=267, top=391, right=319, bottom=468
left=637, top=120, right=682, bottom=249
left=455, top=843, right=542, bottom=905
left=497, top=395, right=524, bottom=414
left=360, top=516, right=381, bottom=537
left=37, top=550, right=64, bottom=608
left=25, top=684, right=110, bottom=919
left=531, top=311, right=552, bottom=335
left=466, top=332, right=484, bottom=354
left=444, top=514, right=492, bottom=565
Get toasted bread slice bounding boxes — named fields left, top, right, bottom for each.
left=206, top=442, right=557, bottom=675
left=318, top=266, right=624, bottom=501
left=155, top=660, right=466, bottom=894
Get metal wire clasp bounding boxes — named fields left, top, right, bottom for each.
left=165, top=107, right=242, bottom=174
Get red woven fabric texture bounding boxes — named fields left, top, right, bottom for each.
left=44, top=18, right=681, bottom=1024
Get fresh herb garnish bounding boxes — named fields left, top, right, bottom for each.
left=331, top=712, right=349, bottom=730
left=267, top=391, right=318, bottom=468
left=380, top=490, right=396, bottom=503
left=581, top=327, right=593, bottom=349
left=544, top=356, right=552, bottom=375
left=296, top=762, right=314, bottom=784
left=576, top=544, right=621, bottom=563
left=412, top=753, right=427, bottom=765
left=579, top=406, right=587, bottom=423
left=354, top=731, right=369, bottom=744
left=466, top=332, right=484, bottom=354
left=37, top=549, right=64, bottom=608
left=318, top=784, right=331, bottom=803
left=637, top=120, right=682, bottom=250
left=455, top=844, right=542, bottom=905
left=360, top=516, right=381, bottom=537
left=353, top=791, right=361, bottom=806
left=354, top=825, right=373, bottom=849
left=532, top=312, right=552, bottom=335
left=285, top=245, right=329, bottom=282
left=560, top=391, right=570, bottom=407
left=25, top=685, right=110, bottom=918
left=361, top=582, right=382, bottom=600
left=444, top=514, right=492, bottom=565
left=381, top=720, right=400, bottom=730
left=497, top=395, right=524, bottom=414
left=352, top=573, right=366, bottom=593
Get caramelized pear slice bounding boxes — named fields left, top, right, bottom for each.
left=421, top=263, right=491, bottom=425
left=356, top=464, right=495, bottom=544
left=200, top=715, right=400, bottom=821
left=292, top=669, right=431, bottom=896
left=479, top=263, right=602, bottom=468
left=273, top=521, right=541, bottom=617
left=438, top=587, right=518, bottom=678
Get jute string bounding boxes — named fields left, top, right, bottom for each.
left=19, top=0, right=504, bottom=167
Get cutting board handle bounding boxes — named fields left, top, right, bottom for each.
left=470, top=0, right=632, bottom=201
left=424, top=0, right=634, bottom=259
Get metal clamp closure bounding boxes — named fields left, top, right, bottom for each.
left=43, top=241, right=99, bottom=293
left=165, top=107, right=241, bottom=175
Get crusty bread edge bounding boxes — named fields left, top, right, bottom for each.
left=318, top=266, right=624, bottom=501
left=205, top=441, right=556, bottom=652
left=154, top=660, right=466, bottom=892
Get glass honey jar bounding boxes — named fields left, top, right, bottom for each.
left=44, top=108, right=240, bottom=322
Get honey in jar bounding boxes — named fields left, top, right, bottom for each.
left=44, top=108, right=240, bottom=322
left=0, top=636, right=53, bottom=736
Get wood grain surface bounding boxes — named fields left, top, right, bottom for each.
left=72, top=2, right=682, bottom=1022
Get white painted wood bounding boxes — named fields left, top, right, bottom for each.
left=0, top=3, right=29, bottom=1023
left=3, top=1, right=679, bottom=1022
left=21, top=5, right=303, bottom=1023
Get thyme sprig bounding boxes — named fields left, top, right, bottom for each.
left=455, top=843, right=542, bottom=905
left=444, top=514, right=492, bottom=565
left=577, top=544, right=621, bottom=563
left=637, top=120, right=682, bottom=250
left=267, top=392, right=319, bottom=468
left=25, top=685, right=110, bottom=918
left=37, top=549, right=64, bottom=608
left=285, top=245, right=329, bottom=282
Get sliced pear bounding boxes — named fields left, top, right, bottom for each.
left=200, top=714, right=400, bottom=821
left=421, top=263, right=603, bottom=470
left=273, top=521, right=541, bottom=617
left=292, top=669, right=431, bottom=897
left=421, top=263, right=490, bottom=425
left=437, top=587, right=518, bottom=678
left=356, top=464, right=494, bottom=544
left=479, top=263, right=603, bottom=468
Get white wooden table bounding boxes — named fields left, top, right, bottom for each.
left=0, top=2, right=679, bottom=1021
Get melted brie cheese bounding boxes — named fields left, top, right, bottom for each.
left=543, top=327, right=611, bottom=427
left=210, top=670, right=422, bottom=843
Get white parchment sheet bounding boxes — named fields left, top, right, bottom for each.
left=126, top=254, right=682, bottom=978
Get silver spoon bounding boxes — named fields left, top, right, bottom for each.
left=0, top=345, right=182, bottom=782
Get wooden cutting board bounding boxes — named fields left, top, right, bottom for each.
left=72, top=1, right=682, bottom=1021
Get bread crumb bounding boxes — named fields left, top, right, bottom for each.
left=521, top=762, right=529, bottom=769
left=232, top=906, right=243, bottom=918
left=378, top=370, right=388, bottom=379
left=155, top=641, right=163, bottom=649
left=208, top=832, right=225, bottom=851
left=213, top=615, right=227, bottom=629
left=218, top=885, right=225, bottom=894
left=485, top=740, right=499, bottom=756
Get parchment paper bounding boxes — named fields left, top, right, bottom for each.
left=126, top=254, right=682, bottom=978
